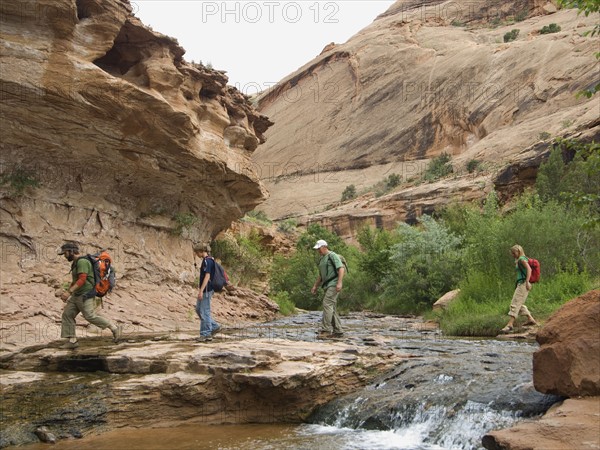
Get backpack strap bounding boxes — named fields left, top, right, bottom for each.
left=517, top=256, right=528, bottom=283
left=322, top=253, right=340, bottom=287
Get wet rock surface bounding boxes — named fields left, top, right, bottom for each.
left=0, top=312, right=415, bottom=447
left=308, top=327, right=560, bottom=449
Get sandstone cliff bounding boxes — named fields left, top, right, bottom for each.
left=253, top=0, right=599, bottom=237
left=0, top=0, right=276, bottom=352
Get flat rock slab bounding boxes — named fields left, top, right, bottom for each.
left=483, top=397, right=600, bottom=450
left=0, top=335, right=409, bottom=447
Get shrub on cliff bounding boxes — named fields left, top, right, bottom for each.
left=0, top=167, right=40, bottom=196
left=503, top=29, right=520, bottom=42
left=423, top=153, right=453, bottom=182
left=341, top=185, right=357, bottom=202
left=540, top=23, right=561, bottom=34
left=212, top=230, right=269, bottom=287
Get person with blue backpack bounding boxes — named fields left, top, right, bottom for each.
left=193, top=242, right=222, bottom=342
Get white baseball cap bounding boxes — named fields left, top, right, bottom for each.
left=313, top=239, right=328, bottom=249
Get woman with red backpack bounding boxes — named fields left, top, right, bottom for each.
left=500, top=244, right=539, bottom=334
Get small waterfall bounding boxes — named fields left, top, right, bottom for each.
left=307, top=336, right=561, bottom=450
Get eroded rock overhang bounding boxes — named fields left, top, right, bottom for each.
left=0, top=0, right=273, bottom=237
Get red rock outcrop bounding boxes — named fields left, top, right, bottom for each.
left=483, top=397, right=600, bottom=450
left=533, top=290, right=600, bottom=397
left=0, top=0, right=275, bottom=353
left=483, top=290, right=600, bottom=450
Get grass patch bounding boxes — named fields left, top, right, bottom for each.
left=271, top=291, right=296, bottom=316
left=437, top=271, right=595, bottom=336
left=242, top=210, right=272, bottom=225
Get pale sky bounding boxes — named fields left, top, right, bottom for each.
left=134, top=1, right=395, bottom=95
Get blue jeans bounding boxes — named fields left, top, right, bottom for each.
left=196, top=290, right=220, bottom=337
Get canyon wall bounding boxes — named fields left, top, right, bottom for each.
left=0, top=0, right=276, bottom=352
left=253, top=0, right=599, bottom=238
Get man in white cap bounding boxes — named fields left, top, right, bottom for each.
left=311, top=239, right=345, bottom=337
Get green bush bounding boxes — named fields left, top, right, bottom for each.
left=540, top=23, right=561, bottom=34
left=386, top=173, right=402, bottom=189
left=539, top=131, right=552, bottom=140
left=537, top=140, right=600, bottom=229
left=341, top=184, right=357, bottom=202
left=423, top=153, right=453, bottom=181
left=270, top=224, right=349, bottom=310
left=270, top=251, right=320, bottom=310
left=270, top=291, right=296, bottom=316
left=461, top=192, right=599, bottom=279
left=172, top=213, right=198, bottom=236
left=0, top=168, right=40, bottom=196
left=515, top=10, right=528, bottom=22
left=466, top=159, right=481, bottom=173
left=380, top=216, right=463, bottom=314
left=504, top=29, right=520, bottom=42
left=212, top=230, right=269, bottom=287
left=277, top=218, right=297, bottom=234
left=243, top=210, right=272, bottom=225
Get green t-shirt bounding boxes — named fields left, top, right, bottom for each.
left=516, top=256, right=528, bottom=284
left=71, top=257, right=95, bottom=296
left=319, top=251, right=343, bottom=289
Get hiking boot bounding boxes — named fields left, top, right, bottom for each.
left=60, top=340, right=79, bottom=350
left=211, top=326, right=222, bottom=337
left=332, top=332, right=344, bottom=337
left=195, top=336, right=213, bottom=342
left=111, top=325, right=123, bottom=343
left=317, top=330, right=333, bottom=339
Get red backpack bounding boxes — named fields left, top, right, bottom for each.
left=520, top=257, right=541, bottom=283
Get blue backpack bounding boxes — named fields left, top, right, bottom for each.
left=206, top=257, right=229, bottom=292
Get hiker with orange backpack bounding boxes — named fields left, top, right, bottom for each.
left=58, top=242, right=121, bottom=349
left=500, top=244, right=539, bottom=334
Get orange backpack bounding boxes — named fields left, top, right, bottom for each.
left=83, top=251, right=116, bottom=298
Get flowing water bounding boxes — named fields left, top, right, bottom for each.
left=18, top=313, right=559, bottom=450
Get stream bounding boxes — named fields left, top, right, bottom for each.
left=11, top=312, right=559, bottom=449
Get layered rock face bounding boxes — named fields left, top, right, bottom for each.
left=253, top=0, right=599, bottom=236
left=0, top=0, right=275, bottom=352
